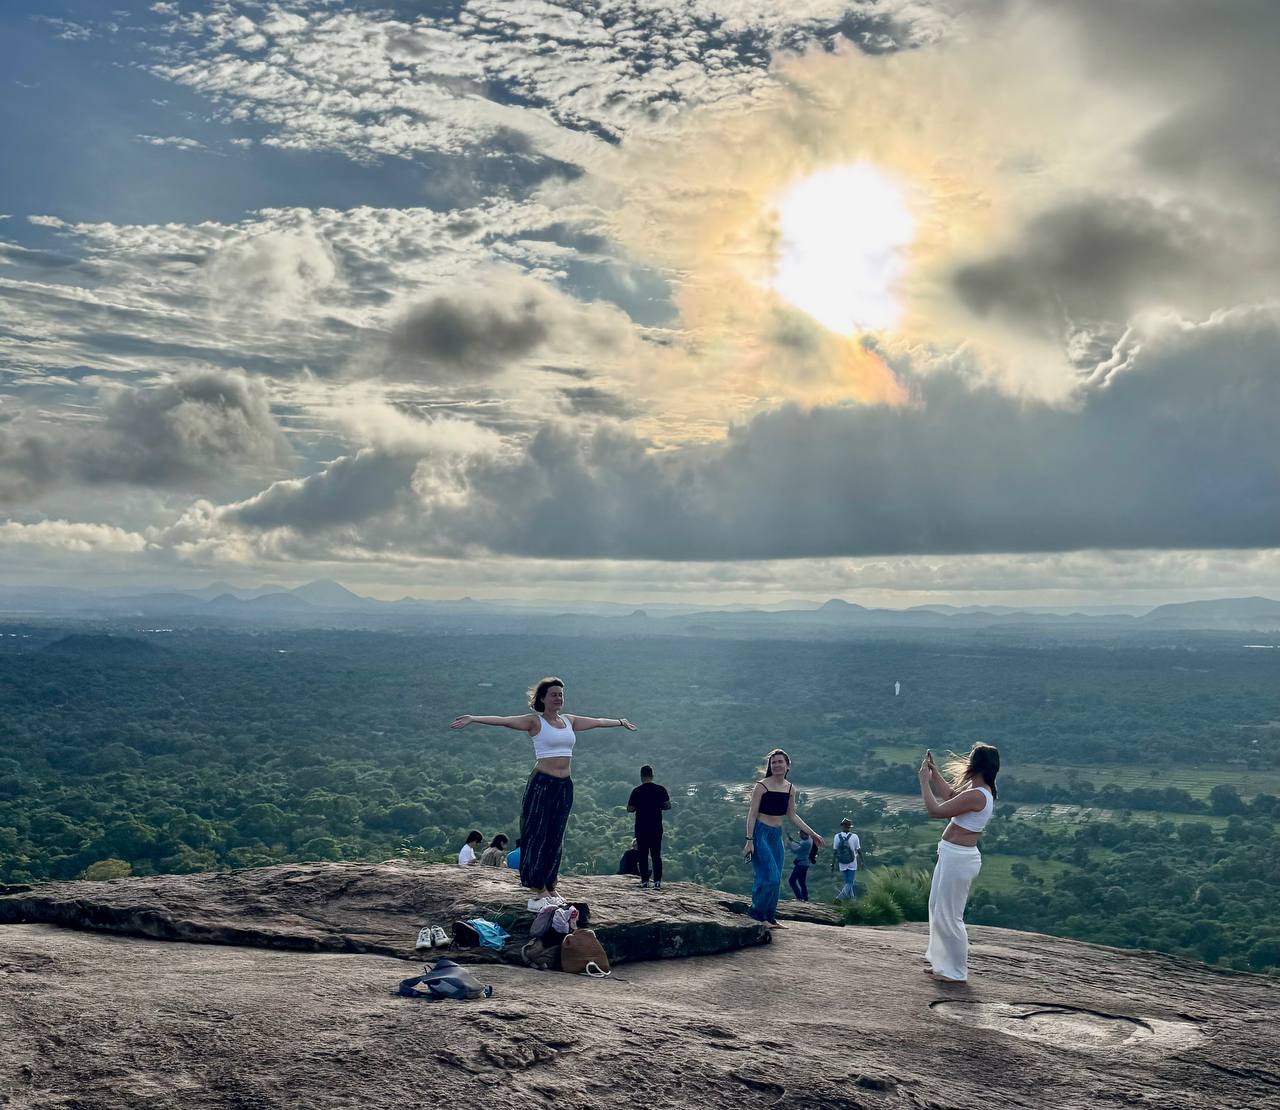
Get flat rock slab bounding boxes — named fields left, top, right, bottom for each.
left=0, top=862, right=795, bottom=965
left=0, top=920, right=1275, bottom=1109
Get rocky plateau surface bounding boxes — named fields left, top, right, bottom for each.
left=0, top=863, right=1276, bottom=1109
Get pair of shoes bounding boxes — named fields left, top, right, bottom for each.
left=413, top=925, right=450, bottom=950
left=653, top=881, right=662, bottom=891
left=639, top=880, right=650, bottom=889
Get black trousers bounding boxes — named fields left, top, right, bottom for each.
left=788, top=862, right=810, bottom=901
left=519, top=770, right=573, bottom=891
left=636, top=830, right=663, bottom=882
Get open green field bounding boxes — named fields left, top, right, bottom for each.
left=1011, top=761, right=1280, bottom=800
left=971, top=854, right=1076, bottom=897
left=869, top=745, right=1280, bottom=801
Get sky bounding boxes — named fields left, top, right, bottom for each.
left=1, top=0, right=1278, bottom=607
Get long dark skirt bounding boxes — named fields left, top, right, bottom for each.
left=519, top=770, right=574, bottom=891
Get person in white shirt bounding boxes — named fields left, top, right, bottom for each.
left=918, top=743, right=1001, bottom=982
left=831, top=817, right=861, bottom=900
left=451, top=676, right=637, bottom=912
left=457, top=830, right=483, bottom=866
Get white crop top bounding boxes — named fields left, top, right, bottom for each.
left=948, top=786, right=994, bottom=833
left=532, top=714, right=577, bottom=759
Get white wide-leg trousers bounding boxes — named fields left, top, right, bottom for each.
left=926, top=840, right=982, bottom=981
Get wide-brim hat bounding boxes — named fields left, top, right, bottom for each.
left=840, top=817, right=852, bottom=827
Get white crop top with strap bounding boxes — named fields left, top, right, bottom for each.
left=948, top=786, right=994, bottom=833
left=532, top=714, right=577, bottom=759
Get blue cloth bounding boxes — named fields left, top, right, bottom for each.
left=750, top=823, right=785, bottom=923
left=506, top=847, right=521, bottom=870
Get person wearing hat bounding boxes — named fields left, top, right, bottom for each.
left=831, top=817, right=861, bottom=900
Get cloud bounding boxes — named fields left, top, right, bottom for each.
left=198, top=306, right=1280, bottom=559
left=216, top=411, right=500, bottom=534
left=206, top=226, right=340, bottom=321
left=0, top=370, right=288, bottom=503
left=141, top=1, right=939, bottom=169
left=950, top=194, right=1240, bottom=358
left=136, top=134, right=207, bottom=151
left=380, top=272, right=633, bottom=382
left=0, top=519, right=147, bottom=553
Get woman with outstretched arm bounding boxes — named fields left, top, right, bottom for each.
left=451, top=676, right=636, bottom=912
left=918, top=743, right=1001, bottom=982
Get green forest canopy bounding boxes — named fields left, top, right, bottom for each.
left=0, top=622, right=1276, bottom=974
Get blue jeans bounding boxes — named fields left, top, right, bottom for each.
left=750, top=824, right=785, bottom=922
left=838, top=869, right=857, bottom=900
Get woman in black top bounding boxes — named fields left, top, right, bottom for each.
left=742, top=748, right=824, bottom=927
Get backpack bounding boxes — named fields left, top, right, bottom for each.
left=397, top=959, right=494, bottom=1000
left=559, top=928, right=610, bottom=976
left=835, top=833, right=857, bottom=865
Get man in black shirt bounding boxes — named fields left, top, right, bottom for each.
left=627, top=765, right=671, bottom=890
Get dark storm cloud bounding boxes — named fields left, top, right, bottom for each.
left=225, top=449, right=418, bottom=532
left=0, top=370, right=287, bottom=503
left=386, top=288, right=552, bottom=378
left=952, top=195, right=1222, bottom=340
left=377, top=276, right=629, bottom=382
left=946, top=1, right=1280, bottom=353
left=218, top=308, right=1280, bottom=559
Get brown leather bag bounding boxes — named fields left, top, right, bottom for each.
left=559, top=928, right=611, bottom=975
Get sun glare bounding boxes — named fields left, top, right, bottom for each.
left=769, top=164, right=915, bottom=335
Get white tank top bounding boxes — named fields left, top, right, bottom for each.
left=948, top=786, right=994, bottom=833
left=532, top=714, right=577, bottom=759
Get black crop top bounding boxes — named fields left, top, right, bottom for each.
left=757, top=781, right=792, bottom=816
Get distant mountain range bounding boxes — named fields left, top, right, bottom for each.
left=1, top=580, right=1278, bottom=632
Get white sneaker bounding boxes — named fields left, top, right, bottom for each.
left=429, top=925, right=449, bottom=948
left=413, top=927, right=434, bottom=951
left=527, top=896, right=552, bottom=912
left=544, top=893, right=568, bottom=906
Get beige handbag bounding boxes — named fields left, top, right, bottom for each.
left=559, top=928, right=611, bottom=975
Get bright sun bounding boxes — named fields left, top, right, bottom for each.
left=769, top=163, right=915, bottom=335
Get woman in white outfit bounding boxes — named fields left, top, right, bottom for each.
left=917, top=743, right=1000, bottom=983
left=451, top=677, right=637, bottom=912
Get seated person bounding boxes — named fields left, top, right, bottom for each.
left=617, top=838, right=641, bottom=877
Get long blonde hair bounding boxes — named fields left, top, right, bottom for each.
left=942, top=742, right=1000, bottom=799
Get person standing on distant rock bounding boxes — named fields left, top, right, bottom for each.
left=451, top=677, right=637, bottom=912
left=918, top=743, right=1000, bottom=982
left=627, top=764, right=671, bottom=891
left=743, top=748, right=824, bottom=928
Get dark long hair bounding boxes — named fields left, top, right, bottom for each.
left=758, top=747, right=791, bottom=780
left=528, top=676, right=564, bottom=713
left=944, top=742, right=1000, bottom=800
left=489, top=834, right=508, bottom=850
